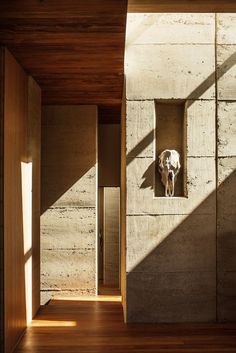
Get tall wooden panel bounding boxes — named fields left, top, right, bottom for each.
left=4, top=48, right=28, bottom=353
left=28, top=77, right=41, bottom=318
left=3, top=48, right=41, bottom=353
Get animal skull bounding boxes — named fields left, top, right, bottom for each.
left=158, top=149, right=181, bottom=197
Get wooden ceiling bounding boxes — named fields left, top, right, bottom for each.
left=0, top=1, right=236, bottom=122
left=0, top=1, right=128, bottom=122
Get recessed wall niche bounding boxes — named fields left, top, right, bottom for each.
left=155, top=100, right=187, bottom=197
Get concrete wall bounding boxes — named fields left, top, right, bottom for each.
left=0, top=47, right=4, bottom=353
left=41, top=106, right=97, bottom=303
left=217, top=14, right=236, bottom=322
left=120, top=92, right=127, bottom=320
left=125, top=13, right=236, bottom=322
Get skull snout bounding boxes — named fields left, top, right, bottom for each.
left=168, top=170, right=174, bottom=181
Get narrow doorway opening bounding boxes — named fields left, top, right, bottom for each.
left=98, top=122, right=121, bottom=296
left=98, top=187, right=120, bottom=295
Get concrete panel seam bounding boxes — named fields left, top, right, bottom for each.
left=126, top=213, right=215, bottom=216
left=131, top=43, right=216, bottom=46
left=126, top=98, right=216, bottom=102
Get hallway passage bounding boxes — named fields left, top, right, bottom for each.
left=15, top=299, right=236, bottom=353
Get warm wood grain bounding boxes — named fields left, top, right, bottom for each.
left=4, top=48, right=28, bottom=353
left=0, top=0, right=128, bottom=117
left=3, top=49, right=41, bottom=353
left=129, top=0, right=236, bottom=12
left=28, top=77, right=41, bottom=319
left=0, top=1, right=236, bottom=118
left=15, top=300, right=236, bottom=353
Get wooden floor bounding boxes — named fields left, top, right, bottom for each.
left=15, top=299, right=236, bottom=353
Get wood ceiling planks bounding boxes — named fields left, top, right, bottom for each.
left=0, top=1, right=128, bottom=121
left=1, top=1, right=236, bottom=121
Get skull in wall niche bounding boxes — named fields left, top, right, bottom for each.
left=158, top=149, right=181, bottom=197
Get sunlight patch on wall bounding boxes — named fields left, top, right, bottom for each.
left=21, top=161, right=33, bottom=324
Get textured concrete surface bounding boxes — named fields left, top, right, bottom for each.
left=126, top=44, right=215, bottom=100
left=218, top=102, right=236, bottom=157
left=126, top=101, right=154, bottom=158
left=125, top=13, right=223, bottom=323
left=41, top=288, right=96, bottom=305
left=126, top=13, right=215, bottom=45
left=48, top=167, right=96, bottom=208
left=41, top=207, right=96, bottom=250
left=216, top=15, right=236, bottom=320
left=41, top=106, right=97, bottom=304
left=41, top=249, right=96, bottom=290
left=217, top=14, right=236, bottom=45
left=127, top=157, right=216, bottom=215
left=127, top=214, right=216, bottom=273
left=126, top=100, right=215, bottom=159
left=218, top=157, right=236, bottom=215
left=217, top=45, right=236, bottom=100
left=217, top=213, right=236, bottom=271
left=41, top=105, right=97, bottom=213
left=218, top=272, right=236, bottom=322
left=187, top=100, right=215, bottom=157
left=127, top=271, right=216, bottom=323
left=0, top=48, right=4, bottom=349
left=217, top=156, right=236, bottom=321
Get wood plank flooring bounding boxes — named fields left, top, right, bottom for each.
left=15, top=299, right=236, bottom=353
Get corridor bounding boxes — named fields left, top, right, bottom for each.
left=15, top=299, right=236, bottom=353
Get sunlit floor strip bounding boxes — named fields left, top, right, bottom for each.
left=50, top=295, right=122, bottom=303
left=31, top=320, right=78, bottom=327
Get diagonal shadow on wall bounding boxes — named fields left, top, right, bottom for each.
left=125, top=48, right=236, bottom=322
left=40, top=49, right=236, bottom=213
left=127, top=168, right=236, bottom=323
left=126, top=49, right=236, bottom=167
left=41, top=107, right=97, bottom=214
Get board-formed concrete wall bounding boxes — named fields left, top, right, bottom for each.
left=125, top=13, right=236, bottom=322
left=0, top=48, right=4, bottom=352
left=217, top=14, right=236, bottom=322
left=41, top=106, right=97, bottom=304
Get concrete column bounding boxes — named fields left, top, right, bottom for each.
left=216, top=14, right=236, bottom=321
left=125, top=13, right=216, bottom=322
